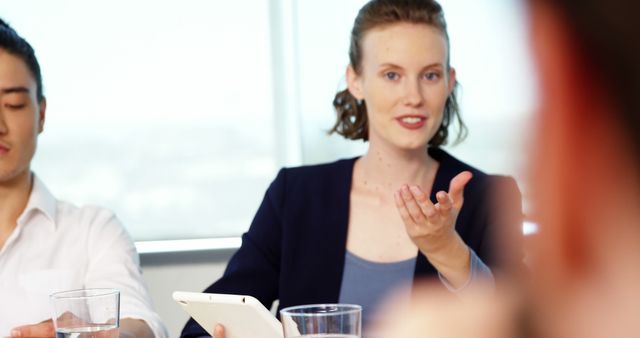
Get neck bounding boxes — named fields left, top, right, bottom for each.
left=0, top=170, right=33, bottom=235
left=358, top=141, right=437, bottom=192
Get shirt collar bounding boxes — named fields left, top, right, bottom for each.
left=16, top=174, right=57, bottom=230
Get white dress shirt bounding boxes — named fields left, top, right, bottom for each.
left=0, top=175, right=167, bottom=337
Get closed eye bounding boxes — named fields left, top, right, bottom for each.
left=5, top=103, right=26, bottom=110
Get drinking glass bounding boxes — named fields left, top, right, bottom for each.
left=50, top=288, right=120, bottom=338
left=280, top=304, right=361, bottom=338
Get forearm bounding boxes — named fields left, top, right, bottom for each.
left=120, top=318, right=154, bottom=338
left=423, top=233, right=471, bottom=288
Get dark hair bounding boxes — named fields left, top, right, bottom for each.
left=533, top=0, right=640, bottom=167
left=0, top=18, right=44, bottom=102
left=330, top=0, right=466, bottom=146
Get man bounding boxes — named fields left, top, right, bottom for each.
left=0, top=18, right=167, bottom=338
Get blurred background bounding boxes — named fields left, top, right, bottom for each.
left=0, top=0, right=536, bottom=335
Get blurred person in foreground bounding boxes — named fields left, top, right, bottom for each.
left=374, top=0, right=640, bottom=337
left=182, top=0, right=524, bottom=337
left=0, top=18, right=167, bottom=338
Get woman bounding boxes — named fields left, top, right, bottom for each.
left=181, top=0, right=522, bottom=337
left=373, top=0, right=640, bottom=337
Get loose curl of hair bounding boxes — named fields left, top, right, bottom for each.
left=330, top=0, right=467, bottom=146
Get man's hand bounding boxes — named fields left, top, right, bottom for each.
left=8, top=319, right=55, bottom=337
left=9, top=318, right=152, bottom=338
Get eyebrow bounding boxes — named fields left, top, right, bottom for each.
left=378, top=62, right=444, bottom=71
left=1, top=86, right=30, bottom=94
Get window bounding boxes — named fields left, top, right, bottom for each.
left=2, top=0, right=535, bottom=242
left=5, top=0, right=277, bottom=240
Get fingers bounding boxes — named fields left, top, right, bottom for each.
left=395, top=171, right=472, bottom=226
left=435, top=190, right=453, bottom=216
left=409, top=185, right=437, bottom=220
left=401, top=185, right=428, bottom=223
left=10, top=321, right=55, bottom=337
left=448, top=171, right=472, bottom=209
left=394, top=190, right=416, bottom=226
left=395, top=185, right=437, bottom=226
left=213, top=324, right=226, bottom=338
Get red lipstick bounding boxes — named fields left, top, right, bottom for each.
left=395, top=115, right=426, bottom=130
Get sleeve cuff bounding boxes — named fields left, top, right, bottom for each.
left=437, top=248, right=495, bottom=294
left=120, top=312, right=168, bottom=338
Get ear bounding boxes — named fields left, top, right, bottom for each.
left=346, top=65, right=364, bottom=101
left=37, top=97, right=46, bottom=134
left=447, top=67, right=457, bottom=94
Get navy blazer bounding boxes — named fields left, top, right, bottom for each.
left=181, top=148, right=523, bottom=337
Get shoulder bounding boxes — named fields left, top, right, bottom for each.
left=56, top=201, right=138, bottom=263
left=280, top=157, right=356, bottom=177
left=429, top=147, right=486, bottom=178
left=55, top=201, right=129, bottom=239
left=429, top=147, right=520, bottom=197
left=56, top=201, right=117, bottom=224
left=271, top=157, right=357, bottom=189
left=260, top=158, right=356, bottom=213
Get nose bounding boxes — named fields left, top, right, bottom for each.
left=403, top=78, right=424, bottom=107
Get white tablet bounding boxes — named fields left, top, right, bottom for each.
left=173, top=291, right=283, bottom=338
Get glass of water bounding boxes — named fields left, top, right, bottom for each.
left=280, top=304, right=361, bottom=338
left=50, top=288, right=120, bottom=338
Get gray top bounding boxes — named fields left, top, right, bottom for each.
left=338, top=251, right=416, bottom=331
left=198, top=250, right=493, bottom=338
left=339, top=249, right=494, bottom=337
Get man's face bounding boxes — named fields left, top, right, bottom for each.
left=0, top=49, right=44, bottom=185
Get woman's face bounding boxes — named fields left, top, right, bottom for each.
left=348, top=22, right=455, bottom=151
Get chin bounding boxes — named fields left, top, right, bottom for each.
left=395, top=141, right=429, bottom=152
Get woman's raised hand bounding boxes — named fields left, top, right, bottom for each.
left=394, top=171, right=473, bottom=287
left=394, top=171, right=472, bottom=254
